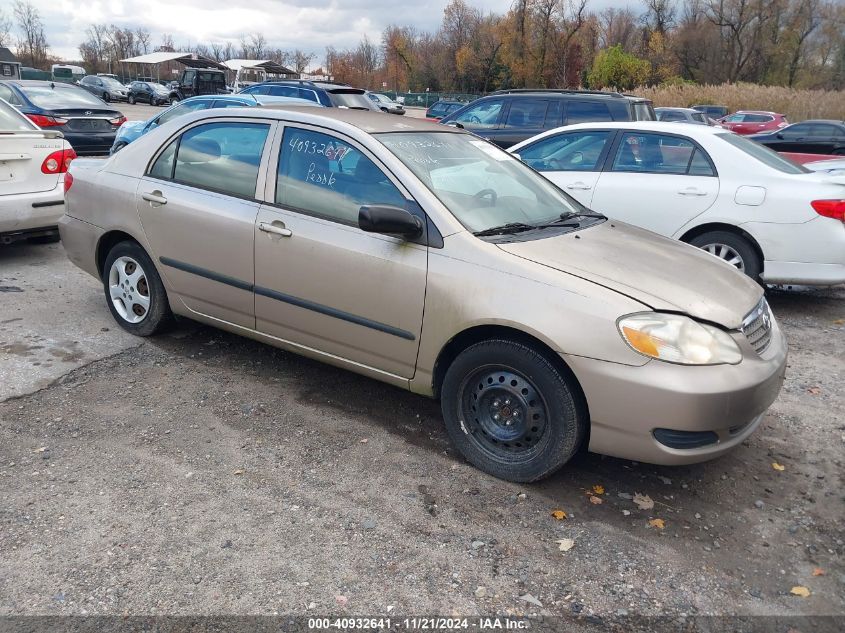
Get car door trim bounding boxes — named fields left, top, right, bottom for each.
left=158, top=256, right=416, bottom=341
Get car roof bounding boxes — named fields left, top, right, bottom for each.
left=183, top=105, right=460, bottom=134
left=655, top=107, right=700, bottom=113
left=735, top=110, right=782, bottom=115
left=1, top=79, right=80, bottom=88
left=482, top=90, right=640, bottom=102
left=513, top=121, right=730, bottom=146
left=789, top=119, right=843, bottom=125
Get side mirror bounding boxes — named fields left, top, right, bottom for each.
left=358, top=205, right=423, bottom=238
left=776, top=133, right=784, bottom=139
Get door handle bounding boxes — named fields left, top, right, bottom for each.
left=677, top=188, right=708, bottom=196
left=142, top=191, right=167, bottom=205
left=259, top=222, right=292, bottom=237
left=565, top=182, right=592, bottom=191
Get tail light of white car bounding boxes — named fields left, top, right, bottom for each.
left=41, top=148, right=77, bottom=174
left=811, top=200, right=845, bottom=222
left=26, top=114, right=68, bottom=127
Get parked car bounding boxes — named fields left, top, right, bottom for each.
left=655, top=107, right=712, bottom=125
left=692, top=105, right=729, bottom=119
left=78, top=74, right=128, bottom=102
left=366, top=92, right=405, bottom=114
left=127, top=81, right=171, bottom=106
left=425, top=99, right=465, bottom=121
left=748, top=120, right=845, bottom=156
left=0, top=98, right=74, bottom=244
left=0, top=80, right=126, bottom=155
left=802, top=157, right=845, bottom=174
left=509, top=121, right=845, bottom=286
left=239, top=80, right=375, bottom=110
left=439, top=89, right=656, bottom=148
left=718, top=111, right=788, bottom=135
left=110, top=94, right=320, bottom=154
left=168, top=68, right=229, bottom=103
left=60, top=108, right=786, bottom=482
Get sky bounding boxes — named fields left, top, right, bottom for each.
left=19, top=0, right=630, bottom=67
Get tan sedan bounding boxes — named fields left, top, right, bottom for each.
left=59, top=107, right=787, bottom=482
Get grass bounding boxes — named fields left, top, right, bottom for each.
left=636, top=83, right=845, bottom=122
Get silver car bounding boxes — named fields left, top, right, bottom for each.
left=59, top=107, right=787, bottom=482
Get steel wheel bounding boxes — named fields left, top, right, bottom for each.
left=459, top=365, right=550, bottom=463
left=700, top=242, right=745, bottom=272
left=108, top=256, right=151, bottom=324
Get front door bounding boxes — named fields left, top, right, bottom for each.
left=136, top=118, right=272, bottom=328
left=589, top=131, right=719, bottom=237
left=253, top=125, right=427, bottom=379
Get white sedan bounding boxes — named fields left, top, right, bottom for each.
left=510, top=121, right=845, bottom=286
left=0, top=98, right=74, bottom=244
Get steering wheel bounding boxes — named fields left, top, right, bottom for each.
left=473, top=189, right=497, bottom=206
left=469, top=115, right=482, bottom=124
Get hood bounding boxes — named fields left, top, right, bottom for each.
left=497, top=222, right=762, bottom=329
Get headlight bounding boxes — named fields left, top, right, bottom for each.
left=618, top=313, right=742, bottom=365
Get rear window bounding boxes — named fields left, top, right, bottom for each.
left=566, top=101, right=613, bottom=124
left=0, top=99, right=37, bottom=131
left=329, top=91, right=372, bottom=109
left=22, top=85, right=106, bottom=109
left=718, top=133, right=808, bottom=174
left=633, top=101, right=656, bottom=121
left=743, top=114, right=774, bottom=123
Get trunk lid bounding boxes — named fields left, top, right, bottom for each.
left=0, top=131, right=65, bottom=195
left=497, top=222, right=763, bottom=329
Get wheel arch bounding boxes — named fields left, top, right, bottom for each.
left=679, top=222, right=765, bottom=264
left=96, top=230, right=142, bottom=279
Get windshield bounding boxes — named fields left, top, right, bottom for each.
left=101, top=78, right=124, bottom=89
left=717, top=133, right=809, bottom=174
left=0, top=99, right=37, bottom=130
left=23, top=85, right=106, bottom=109
left=378, top=132, right=585, bottom=233
left=330, top=91, right=373, bottom=109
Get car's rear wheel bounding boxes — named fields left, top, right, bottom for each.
left=441, top=339, right=586, bottom=482
left=127, top=94, right=135, bottom=104
left=102, top=91, right=110, bottom=102
left=169, top=96, right=179, bottom=105
left=690, top=231, right=761, bottom=281
left=103, top=241, right=172, bottom=336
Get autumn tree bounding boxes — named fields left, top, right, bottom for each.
left=13, top=1, right=49, bottom=68
left=588, top=44, right=650, bottom=89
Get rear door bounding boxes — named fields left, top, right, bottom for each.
left=490, top=98, right=552, bottom=148
left=589, top=130, right=719, bottom=237
left=515, top=129, right=615, bottom=207
left=446, top=98, right=506, bottom=144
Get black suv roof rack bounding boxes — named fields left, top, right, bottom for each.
left=488, top=88, right=626, bottom=98
left=262, top=79, right=351, bottom=88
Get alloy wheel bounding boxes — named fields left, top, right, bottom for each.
left=700, top=243, right=745, bottom=272
left=108, top=256, right=151, bottom=324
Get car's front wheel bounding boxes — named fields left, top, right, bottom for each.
left=103, top=241, right=172, bottom=336
left=690, top=231, right=761, bottom=281
left=441, top=339, right=586, bottom=482
left=102, top=92, right=110, bottom=102
left=169, top=96, right=179, bottom=105
left=128, top=94, right=135, bottom=104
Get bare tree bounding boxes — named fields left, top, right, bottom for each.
left=13, top=1, right=49, bottom=67
left=290, top=49, right=315, bottom=73
left=136, top=27, right=151, bottom=55
left=0, top=8, right=12, bottom=49
left=210, top=41, right=224, bottom=62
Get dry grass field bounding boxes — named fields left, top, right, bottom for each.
left=638, top=82, right=845, bottom=122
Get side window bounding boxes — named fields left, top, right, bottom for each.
left=183, top=70, right=195, bottom=84
left=724, top=114, right=745, bottom=123
left=566, top=101, right=613, bottom=125
left=612, top=132, right=713, bottom=176
left=503, top=99, right=548, bottom=129
left=519, top=131, right=612, bottom=172
left=743, top=114, right=772, bottom=123
left=267, top=85, right=298, bottom=97
left=156, top=99, right=212, bottom=126
left=276, top=127, right=406, bottom=224
left=452, top=99, right=504, bottom=128
left=171, top=122, right=270, bottom=198
left=809, top=124, right=837, bottom=136
left=0, top=84, right=17, bottom=104
left=544, top=101, right=563, bottom=127
left=212, top=100, right=250, bottom=109
left=658, top=111, right=685, bottom=122
left=149, top=139, right=178, bottom=180
left=692, top=113, right=706, bottom=123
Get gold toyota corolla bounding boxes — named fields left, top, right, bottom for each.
left=59, top=107, right=787, bottom=482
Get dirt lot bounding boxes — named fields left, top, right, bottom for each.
left=0, top=242, right=843, bottom=627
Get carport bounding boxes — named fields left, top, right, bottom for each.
left=119, top=52, right=228, bottom=84
left=224, top=59, right=298, bottom=90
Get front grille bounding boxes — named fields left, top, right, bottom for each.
left=741, top=298, right=773, bottom=355
left=65, top=118, right=113, bottom=132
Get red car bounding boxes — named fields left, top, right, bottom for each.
left=718, top=111, right=788, bottom=135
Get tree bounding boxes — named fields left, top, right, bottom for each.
left=588, top=44, right=650, bottom=89
left=13, top=1, right=49, bottom=68
left=0, top=9, right=12, bottom=49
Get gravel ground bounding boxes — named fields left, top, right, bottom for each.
left=0, top=245, right=843, bottom=627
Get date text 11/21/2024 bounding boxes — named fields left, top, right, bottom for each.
left=306, top=617, right=530, bottom=630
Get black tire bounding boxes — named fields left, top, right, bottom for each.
left=102, top=91, right=110, bottom=102
left=689, top=230, right=761, bottom=281
left=441, top=339, right=586, bottom=482
left=169, top=96, right=179, bottom=105
left=128, top=94, right=135, bottom=104
left=111, top=141, right=128, bottom=154
left=102, top=241, right=172, bottom=336
left=27, top=233, right=60, bottom=244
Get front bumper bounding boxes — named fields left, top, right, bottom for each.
left=0, top=184, right=65, bottom=240
left=565, top=321, right=788, bottom=465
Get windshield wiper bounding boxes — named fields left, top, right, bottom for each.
left=473, top=222, right=537, bottom=237
left=558, top=210, right=607, bottom=221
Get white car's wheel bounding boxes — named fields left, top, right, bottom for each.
left=690, top=231, right=761, bottom=281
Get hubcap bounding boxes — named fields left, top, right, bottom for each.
left=108, top=256, right=150, bottom=324
left=459, top=367, right=549, bottom=462
left=701, top=243, right=745, bottom=272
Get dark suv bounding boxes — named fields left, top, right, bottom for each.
left=439, top=89, right=655, bottom=148
left=238, top=80, right=376, bottom=110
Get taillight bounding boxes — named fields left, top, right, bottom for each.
left=811, top=200, right=845, bottom=222
left=26, top=114, right=67, bottom=127
left=41, top=148, right=77, bottom=174
left=109, top=116, right=127, bottom=127
left=64, top=171, right=73, bottom=194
